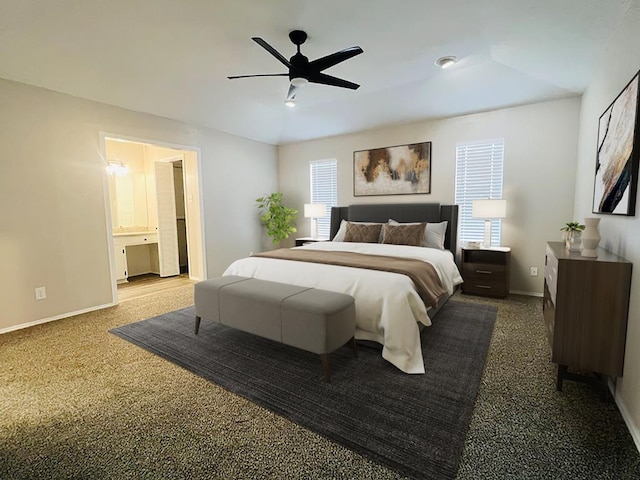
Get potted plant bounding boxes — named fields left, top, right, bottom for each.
left=256, top=192, right=298, bottom=245
left=560, top=221, right=585, bottom=251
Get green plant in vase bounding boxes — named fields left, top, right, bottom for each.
left=256, top=192, right=298, bottom=245
left=560, top=221, right=585, bottom=251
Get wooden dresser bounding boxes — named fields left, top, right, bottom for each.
left=543, top=241, right=632, bottom=391
left=461, top=247, right=511, bottom=298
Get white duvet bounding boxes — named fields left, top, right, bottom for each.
left=223, top=242, right=463, bottom=374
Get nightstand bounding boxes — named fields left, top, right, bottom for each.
left=461, top=246, right=511, bottom=298
left=295, top=237, right=330, bottom=247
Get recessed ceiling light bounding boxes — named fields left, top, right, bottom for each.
left=435, top=56, right=457, bottom=69
left=285, top=99, right=296, bottom=108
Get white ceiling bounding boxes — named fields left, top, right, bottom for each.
left=0, top=0, right=631, bottom=145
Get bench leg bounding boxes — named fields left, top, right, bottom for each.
left=195, top=315, right=201, bottom=335
left=321, top=353, right=330, bottom=382
left=350, top=337, right=358, bottom=357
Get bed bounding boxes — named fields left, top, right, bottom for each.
left=223, top=203, right=462, bottom=374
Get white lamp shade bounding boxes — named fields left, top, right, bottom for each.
left=304, top=203, right=327, bottom=218
left=472, top=199, right=507, bottom=219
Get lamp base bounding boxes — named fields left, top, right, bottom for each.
left=483, top=219, right=492, bottom=248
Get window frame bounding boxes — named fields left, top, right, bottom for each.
left=309, top=159, right=338, bottom=239
left=454, top=139, right=505, bottom=247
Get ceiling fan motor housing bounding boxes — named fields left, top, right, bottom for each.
left=289, top=52, right=310, bottom=82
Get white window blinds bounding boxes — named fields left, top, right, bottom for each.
left=455, top=140, right=505, bottom=246
left=310, top=159, right=337, bottom=238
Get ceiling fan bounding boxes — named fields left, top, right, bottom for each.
left=228, top=30, right=364, bottom=105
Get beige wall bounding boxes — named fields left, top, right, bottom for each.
left=572, top=2, right=640, bottom=449
left=278, top=97, right=581, bottom=295
left=0, top=78, right=278, bottom=332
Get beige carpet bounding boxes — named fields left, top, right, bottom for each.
left=1, top=286, right=639, bottom=479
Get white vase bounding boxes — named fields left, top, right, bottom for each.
left=580, top=217, right=601, bottom=257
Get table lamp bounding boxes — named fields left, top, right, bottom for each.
left=304, top=203, right=327, bottom=239
left=472, top=199, right=507, bottom=248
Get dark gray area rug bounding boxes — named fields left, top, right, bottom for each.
left=110, top=300, right=497, bottom=480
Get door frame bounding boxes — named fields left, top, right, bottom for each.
left=99, top=132, right=206, bottom=304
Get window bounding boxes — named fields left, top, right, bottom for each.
left=455, top=140, right=505, bottom=246
left=310, top=159, right=337, bottom=238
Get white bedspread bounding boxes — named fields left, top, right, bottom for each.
left=223, top=242, right=463, bottom=374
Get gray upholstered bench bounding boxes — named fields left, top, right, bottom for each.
left=194, top=276, right=357, bottom=381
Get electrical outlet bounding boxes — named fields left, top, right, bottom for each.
left=35, top=286, right=47, bottom=300
left=530, top=267, right=538, bottom=277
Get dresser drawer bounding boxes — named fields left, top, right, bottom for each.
left=544, top=246, right=558, bottom=305
left=542, top=282, right=556, bottom=350
left=113, top=232, right=158, bottom=248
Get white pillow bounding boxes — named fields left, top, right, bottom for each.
left=333, top=220, right=385, bottom=242
left=388, top=219, right=448, bottom=249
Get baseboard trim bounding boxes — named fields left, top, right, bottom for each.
left=0, top=302, right=116, bottom=334
left=509, top=289, right=543, bottom=297
left=610, top=378, right=640, bottom=453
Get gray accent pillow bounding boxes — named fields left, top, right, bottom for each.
left=381, top=223, right=427, bottom=246
left=388, top=219, right=448, bottom=249
left=333, top=220, right=384, bottom=242
left=343, top=222, right=383, bottom=243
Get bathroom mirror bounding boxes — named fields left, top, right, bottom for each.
left=108, top=172, right=149, bottom=229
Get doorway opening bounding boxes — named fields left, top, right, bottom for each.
left=102, top=135, right=205, bottom=302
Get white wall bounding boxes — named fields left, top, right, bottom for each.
left=279, top=97, right=581, bottom=294
left=0, top=78, right=277, bottom=332
left=573, top=2, right=640, bottom=449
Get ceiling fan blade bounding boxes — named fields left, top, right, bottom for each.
left=286, top=84, right=297, bottom=101
left=252, top=37, right=293, bottom=69
left=227, top=73, right=288, bottom=80
left=308, top=46, right=363, bottom=72
left=308, top=72, right=360, bottom=90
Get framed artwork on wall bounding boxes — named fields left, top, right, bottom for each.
left=592, top=69, right=640, bottom=216
left=353, top=141, right=431, bottom=196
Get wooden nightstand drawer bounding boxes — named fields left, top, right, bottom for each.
left=462, top=278, right=508, bottom=297
left=462, top=262, right=506, bottom=279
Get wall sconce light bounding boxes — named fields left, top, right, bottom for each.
left=106, top=161, right=129, bottom=176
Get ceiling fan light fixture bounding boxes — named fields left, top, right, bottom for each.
left=228, top=30, right=363, bottom=105
left=435, top=56, right=457, bottom=69
left=285, top=99, right=296, bottom=108
left=290, top=77, right=309, bottom=87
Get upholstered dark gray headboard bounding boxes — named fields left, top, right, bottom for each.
left=330, top=203, right=459, bottom=254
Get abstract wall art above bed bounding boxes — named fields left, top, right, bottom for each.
left=354, top=141, right=432, bottom=196
left=592, top=69, right=640, bottom=216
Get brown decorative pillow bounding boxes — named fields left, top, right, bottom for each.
left=343, top=222, right=383, bottom=243
left=381, top=223, right=426, bottom=246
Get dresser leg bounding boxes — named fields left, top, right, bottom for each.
left=556, top=364, right=567, bottom=391
left=597, top=374, right=610, bottom=402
